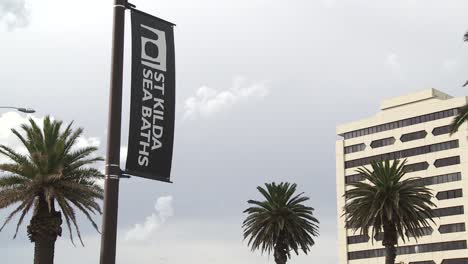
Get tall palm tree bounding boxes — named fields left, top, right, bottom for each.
left=242, top=182, right=319, bottom=264
left=451, top=31, right=468, bottom=133
left=0, top=116, right=104, bottom=264
left=344, top=159, right=435, bottom=264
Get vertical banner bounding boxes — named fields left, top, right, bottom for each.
left=125, top=10, right=176, bottom=182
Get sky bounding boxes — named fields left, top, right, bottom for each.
left=0, top=0, right=468, bottom=263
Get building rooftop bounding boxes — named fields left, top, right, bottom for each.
left=380, top=88, right=452, bottom=111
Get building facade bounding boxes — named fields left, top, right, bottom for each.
left=336, top=89, right=468, bottom=264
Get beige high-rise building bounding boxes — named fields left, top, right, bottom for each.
left=336, top=89, right=468, bottom=264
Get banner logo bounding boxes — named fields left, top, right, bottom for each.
left=141, top=25, right=167, bottom=71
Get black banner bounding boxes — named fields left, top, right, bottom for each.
left=125, top=10, right=175, bottom=182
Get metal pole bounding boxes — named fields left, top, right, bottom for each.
left=100, top=0, right=127, bottom=263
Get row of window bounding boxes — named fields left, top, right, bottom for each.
left=416, top=172, right=462, bottom=186
left=348, top=240, right=467, bottom=260
left=343, top=108, right=458, bottom=139
left=344, top=124, right=452, bottom=154
left=345, top=171, right=461, bottom=186
left=370, top=137, right=396, bottom=148
left=439, top=223, right=466, bottom=234
left=344, top=140, right=459, bottom=169
left=442, top=258, right=468, bottom=264
left=348, top=223, right=466, bottom=245
left=405, top=162, right=429, bottom=173
left=344, top=143, right=366, bottom=154
left=433, top=206, right=464, bottom=218
left=437, top=189, right=463, bottom=200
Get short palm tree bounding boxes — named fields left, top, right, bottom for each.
left=344, top=159, right=435, bottom=264
left=242, top=182, right=319, bottom=264
left=0, top=116, right=104, bottom=264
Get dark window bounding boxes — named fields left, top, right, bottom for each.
left=404, top=162, right=429, bottom=173
left=344, top=143, right=366, bottom=154
left=345, top=140, right=459, bottom=169
left=436, top=189, right=463, bottom=200
left=370, top=137, right=395, bottom=148
left=415, top=172, right=461, bottom=186
left=400, top=130, right=427, bottom=142
left=342, top=108, right=459, bottom=139
left=406, top=226, right=433, bottom=237
left=348, top=240, right=467, bottom=260
left=439, top=223, right=466, bottom=234
left=434, top=156, right=461, bottom=168
left=433, top=206, right=464, bottom=217
left=347, top=234, right=369, bottom=244
left=442, top=258, right=468, bottom=264
left=409, top=261, right=435, bottom=264
left=432, top=125, right=452, bottom=136
left=345, top=173, right=365, bottom=184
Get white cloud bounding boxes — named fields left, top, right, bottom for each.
left=0, top=0, right=30, bottom=30
left=385, top=52, right=400, bottom=69
left=442, top=58, right=459, bottom=72
left=74, top=136, right=100, bottom=149
left=183, top=77, right=270, bottom=120
left=124, top=196, right=174, bottom=242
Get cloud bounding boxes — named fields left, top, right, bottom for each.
left=0, top=0, right=30, bottom=30
left=385, top=52, right=400, bottom=69
left=183, top=77, right=270, bottom=120
left=124, top=196, right=174, bottom=242
left=74, top=136, right=100, bottom=149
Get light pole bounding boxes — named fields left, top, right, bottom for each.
left=0, top=106, right=35, bottom=113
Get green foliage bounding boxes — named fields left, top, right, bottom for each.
left=0, top=116, right=104, bottom=245
left=344, top=159, right=435, bottom=244
left=242, top=182, right=319, bottom=259
left=450, top=104, right=468, bottom=135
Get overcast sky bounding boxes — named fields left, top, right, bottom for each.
left=1, top=0, right=468, bottom=263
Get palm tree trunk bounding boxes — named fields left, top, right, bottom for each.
left=383, top=222, right=398, bottom=264
left=274, top=232, right=288, bottom=264
left=34, top=237, right=56, bottom=264
left=384, top=244, right=396, bottom=264
left=28, top=196, right=62, bottom=264
left=273, top=246, right=287, bottom=264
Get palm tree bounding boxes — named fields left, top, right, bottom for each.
left=242, top=182, right=319, bottom=264
left=344, top=159, right=435, bottom=264
left=451, top=31, right=468, bottom=133
left=0, top=116, right=104, bottom=264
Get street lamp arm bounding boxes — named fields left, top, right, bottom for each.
left=0, top=106, right=36, bottom=113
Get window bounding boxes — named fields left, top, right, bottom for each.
left=409, top=261, right=435, bottom=264
left=347, top=234, right=369, bottom=244
left=442, top=258, right=468, bottom=264
left=400, top=130, right=427, bottom=142
left=348, top=240, right=467, bottom=260
left=345, top=140, right=459, bottom=169
left=434, top=156, right=460, bottom=168
left=416, top=172, right=461, bottom=186
left=406, top=227, right=433, bottom=237
left=432, top=125, right=451, bottom=136
left=439, top=223, right=466, bottom=234
left=344, top=143, right=366, bottom=154
left=370, top=137, right=395, bottom=148
left=342, top=108, right=459, bottom=139
left=433, top=206, right=464, bottom=217
left=404, top=162, right=429, bottom=173
left=436, top=189, right=463, bottom=200
left=345, top=173, right=365, bottom=184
